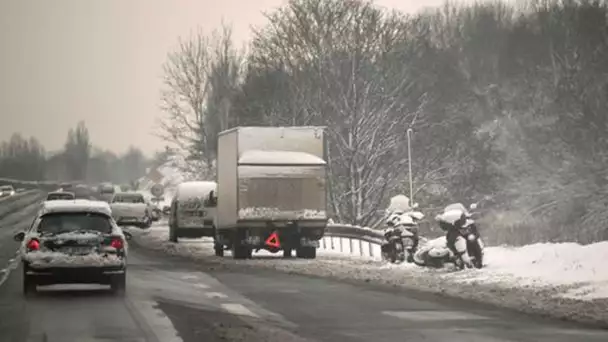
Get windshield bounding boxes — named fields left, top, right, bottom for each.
left=37, top=212, right=112, bottom=235
left=47, top=193, right=74, bottom=200
left=112, top=194, right=144, bottom=203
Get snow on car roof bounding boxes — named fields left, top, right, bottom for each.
left=40, top=199, right=112, bottom=217
left=48, top=191, right=75, bottom=195
left=113, top=192, right=144, bottom=198
left=239, top=150, right=326, bottom=165
left=176, top=181, right=216, bottom=200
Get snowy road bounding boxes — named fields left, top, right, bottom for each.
left=1, top=206, right=608, bottom=341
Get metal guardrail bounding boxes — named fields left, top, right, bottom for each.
left=322, top=224, right=385, bottom=259
left=325, top=224, right=384, bottom=244
left=0, top=177, right=61, bottom=191
left=0, top=190, right=39, bottom=205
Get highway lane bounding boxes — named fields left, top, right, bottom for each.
left=0, top=204, right=607, bottom=341
left=0, top=242, right=606, bottom=342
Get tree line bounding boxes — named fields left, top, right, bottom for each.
left=158, top=0, right=608, bottom=245
left=0, top=121, right=150, bottom=186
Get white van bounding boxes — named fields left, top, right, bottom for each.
left=168, top=181, right=217, bottom=242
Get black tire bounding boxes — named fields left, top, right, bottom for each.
left=296, top=246, right=316, bottom=259
left=469, top=242, right=484, bottom=269
left=406, top=253, right=414, bottom=263
left=142, top=216, right=152, bottom=229
left=231, top=241, right=249, bottom=259
left=283, top=248, right=293, bottom=258
left=214, top=243, right=224, bottom=257
left=169, top=226, right=178, bottom=243
left=110, top=273, right=126, bottom=296
left=22, top=265, right=36, bottom=296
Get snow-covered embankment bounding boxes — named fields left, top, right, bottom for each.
left=128, top=224, right=608, bottom=327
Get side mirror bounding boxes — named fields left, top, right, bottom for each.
left=14, top=232, right=25, bottom=242
left=470, top=203, right=478, bottom=210
left=123, top=231, right=133, bottom=240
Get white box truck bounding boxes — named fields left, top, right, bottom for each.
left=214, top=126, right=328, bottom=259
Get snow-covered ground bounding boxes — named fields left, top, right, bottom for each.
left=127, top=223, right=608, bottom=326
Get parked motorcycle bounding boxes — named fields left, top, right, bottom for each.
left=381, top=210, right=423, bottom=263
left=413, top=203, right=484, bottom=269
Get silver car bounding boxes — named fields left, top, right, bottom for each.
left=14, top=199, right=132, bottom=296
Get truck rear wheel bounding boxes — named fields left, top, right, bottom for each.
left=296, top=246, right=316, bottom=259
left=231, top=242, right=251, bottom=259
left=169, top=226, right=178, bottom=243
left=214, top=242, right=224, bottom=257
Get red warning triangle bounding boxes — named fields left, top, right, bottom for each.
left=265, top=232, right=280, bottom=248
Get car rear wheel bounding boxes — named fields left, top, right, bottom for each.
left=169, top=226, right=178, bottom=243
left=214, top=242, right=224, bottom=257
left=22, top=265, right=36, bottom=296
left=110, top=273, right=126, bottom=296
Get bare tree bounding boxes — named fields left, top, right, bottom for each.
left=158, top=24, right=243, bottom=178
left=64, top=121, right=91, bottom=181
left=246, top=0, right=425, bottom=225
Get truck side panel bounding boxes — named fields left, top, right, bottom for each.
left=237, top=127, right=325, bottom=158
left=217, top=131, right=238, bottom=229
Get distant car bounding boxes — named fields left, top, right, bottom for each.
left=14, top=199, right=131, bottom=296
left=110, top=192, right=152, bottom=229
left=59, top=182, right=74, bottom=192
left=98, top=183, right=117, bottom=203
left=0, top=185, right=15, bottom=198
left=46, top=191, right=76, bottom=201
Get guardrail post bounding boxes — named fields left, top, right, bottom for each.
left=330, top=236, right=335, bottom=250
left=348, top=238, right=353, bottom=255
left=369, top=241, right=373, bottom=257
left=339, top=237, right=343, bottom=253
left=359, top=239, right=364, bottom=256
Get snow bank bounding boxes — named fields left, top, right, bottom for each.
left=238, top=207, right=326, bottom=220
left=457, top=241, right=608, bottom=301
left=239, top=150, right=326, bottom=165
left=25, top=251, right=124, bottom=268
left=129, top=224, right=608, bottom=326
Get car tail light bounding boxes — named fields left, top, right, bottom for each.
left=110, top=237, right=124, bottom=250
left=27, top=239, right=40, bottom=251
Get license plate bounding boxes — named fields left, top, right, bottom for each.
left=61, top=247, right=92, bottom=255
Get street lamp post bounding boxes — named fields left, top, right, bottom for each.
left=407, top=128, right=414, bottom=206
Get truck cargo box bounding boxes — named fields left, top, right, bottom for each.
left=216, top=126, right=327, bottom=230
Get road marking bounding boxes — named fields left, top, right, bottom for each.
left=205, top=292, right=228, bottom=298
left=221, top=303, right=259, bottom=318
left=192, top=283, right=209, bottom=289
left=0, top=258, right=19, bottom=288
left=382, top=310, right=491, bottom=321
left=181, top=275, right=198, bottom=280
left=127, top=299, right=184, bottom=342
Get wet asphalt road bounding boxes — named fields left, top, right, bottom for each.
left=1, top=204, right=608, bottom=341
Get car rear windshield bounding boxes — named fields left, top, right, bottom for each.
left=38, top=212, right=113, bottom=235
left=112, top=194, right=144, bottom=203
left=0, top=186, right=13, bottom=191
left=47, top=193, right=74, bottom=200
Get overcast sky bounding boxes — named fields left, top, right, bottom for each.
left=0, top=0, right=451, bottom=155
